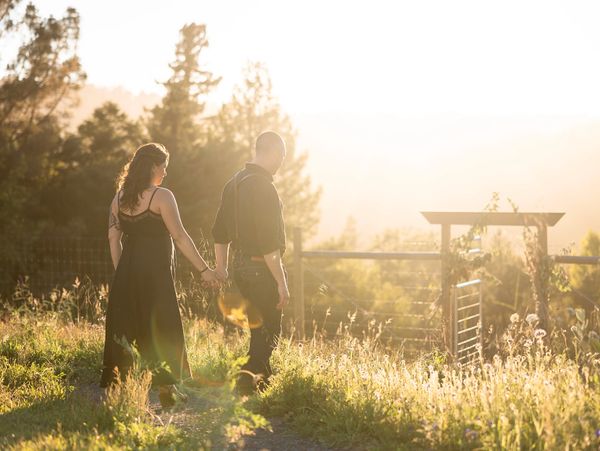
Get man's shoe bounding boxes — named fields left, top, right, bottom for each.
left=235, top=371, right=257, bottom=396
left=255, top=378, right=270, bottom=392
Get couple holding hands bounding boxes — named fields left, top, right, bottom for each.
left=101, top=131, right=289, bottom=406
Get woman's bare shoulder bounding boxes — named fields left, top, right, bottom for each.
left=153, top=187, right=177, bottom=209
left=154, top=186, right=175, bottom=199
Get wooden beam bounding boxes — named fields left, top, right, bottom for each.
left=421, top=211, right=565, bottom=227
left=301, top=251, right=441, bottom=261
left=553, top=255, right=600, bottom=265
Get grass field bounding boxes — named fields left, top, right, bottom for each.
left=2, top=283, right=600, bottom=450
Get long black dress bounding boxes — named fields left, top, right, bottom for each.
left=100, top=188, right=192, bottom=388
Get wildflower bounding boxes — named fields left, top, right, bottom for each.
left=465, top=428, right=478, bottom=441
left=510, top=313, right=520, bottom=323
left=596, top=429, right=600, bottom=438
left=534, top=329, right=547, bottom=339
left=525, top=313, right=539, bottom=325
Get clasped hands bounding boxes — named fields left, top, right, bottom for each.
left=201, top=265, right=289, bottom=310
left=198, top=265, right=225, bottom=289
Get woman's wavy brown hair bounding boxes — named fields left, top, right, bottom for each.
left=116, top=143, right=169, bottom=211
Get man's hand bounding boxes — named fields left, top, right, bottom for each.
left=276, top=283, right=290, bottom=310
left=263, top=249, right=288, bottom=310
left=201, top=268, right=221, bottom=289
left=215, top=266, right=229, bottom=282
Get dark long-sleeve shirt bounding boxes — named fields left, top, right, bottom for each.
left=212, top=163, right=286, bottom=256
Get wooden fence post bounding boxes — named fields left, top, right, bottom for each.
left=536, top=224, right=549, bottom=331
left=441, top=223, right=453, bottom=356
left=293, top=227, right=305, bottom=339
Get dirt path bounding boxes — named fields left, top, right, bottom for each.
left=147, top=388, right=335, bottom=450
left=77, top=383, right=334, bottom=450
left=232, top=416, right=335, bottom=451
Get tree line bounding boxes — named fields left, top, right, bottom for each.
left=0, top=1, right=321, bottom=251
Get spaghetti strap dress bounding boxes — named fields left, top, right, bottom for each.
left=100, top=188, right=192, bottom=387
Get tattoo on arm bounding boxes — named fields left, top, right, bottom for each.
left=109, top=210, right=121, bottom=231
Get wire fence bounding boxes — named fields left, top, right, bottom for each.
left=0, top=234, right=445, bottom=351
left=296, top=247, right=444, bottom=351
left=6, top=233, right=598, bottom=357
left=0, top=234, right=203, bottom=296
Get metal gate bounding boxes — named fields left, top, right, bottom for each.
left=453, top=278, right=483, bottom=363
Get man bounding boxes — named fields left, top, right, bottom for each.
left=212, top=131, right=290, bottom=393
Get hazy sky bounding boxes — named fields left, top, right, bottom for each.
left=34, top=0, right=600, bottom=115
left=27, top=1, right=600, bottom=247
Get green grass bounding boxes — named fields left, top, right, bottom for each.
left=0, top=308, right=266, bottom=450
left=2, top=284, right=600, bottom=450
left=259, top=331, right=600, bottom=450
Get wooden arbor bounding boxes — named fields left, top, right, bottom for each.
left=421, top=211, right=565, bottom=352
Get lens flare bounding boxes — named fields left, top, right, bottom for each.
left=218, top=289, right=263, bottom=329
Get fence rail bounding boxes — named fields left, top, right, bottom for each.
left=553, top=255, right=600, bottom=265
left=301, top=251, right=441, bottom=261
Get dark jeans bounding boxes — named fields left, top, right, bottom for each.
left=232, top=257, right=285, bottom=380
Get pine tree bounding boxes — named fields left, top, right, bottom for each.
left=211, top=62, right=321, bottom=239
left=146, top=23, right=221, bottom=239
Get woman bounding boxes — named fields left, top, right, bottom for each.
left=100, top=142, right=217, bottom=407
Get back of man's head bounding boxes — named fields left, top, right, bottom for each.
left=255, top=131, right=286, bottom=157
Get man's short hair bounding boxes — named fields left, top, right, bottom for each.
left=255, top=131, right=286, bottom=156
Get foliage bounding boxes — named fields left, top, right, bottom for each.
left=0, top=15, right=321, bottom=292
left=146, top=23, right=222, bottom=238
left=568, top=230, right=600, bottom=309
left=0, top=1, right=85, bottom=238
left=44, top=102, right=145, bottom=235
left=0, top=289, right=269, bottom=449
left=259, top=312, right=600, bottom=450
left=3, top=277, right=600, bottom=449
